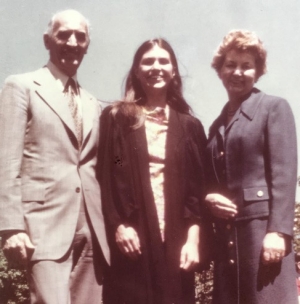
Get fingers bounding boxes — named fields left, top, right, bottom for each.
left=2, top=232, right=35, bottom=265
left=261, top=232, right=286, bottom=265
left=211, top=205, right=236, bottom=219
left=262, top=250, right=285, bottom=265
left=116, top=225, right=142, bottom=260
left=180, top=244, right=199, bottom=271
left=180, top=251, right=189, bottom=269
left=24, top=236, right=35, bottom=250
left=205, top=193, right=238, bottom=219
left=123, top=234, right=141, bottom=258
left=262, top=246, right=285, bottom=264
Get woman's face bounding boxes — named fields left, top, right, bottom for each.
left=136, top=44, right=174, bottom=93
left=219, top=49, right=257, bottom=100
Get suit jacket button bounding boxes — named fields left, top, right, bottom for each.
left=229, top=259, right=235, bottom=265
left=76, top=187, right=80, bottom=193
left=257, top=190, right=264, bottom=197
left=226, top=224, right=231, bottom=230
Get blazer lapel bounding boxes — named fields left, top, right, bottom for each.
left=33, top=67, right=76, bottom=137
left=80, top=89, right=96, bottom=144
left=225, top=107, right=239, bottom=132
left=240, top=88, right=265, bottom=120
left=225, top=88, right=264, bottom=133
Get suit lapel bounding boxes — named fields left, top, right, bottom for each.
left=80, top=88, right=96, bottom=143
left=33, top=67, right=98, bottom=145
left=33, top=67, right=77, bottom=137
left=240, top=89, right=264, bottom=120
left=225, top=89, right=264, bottom=133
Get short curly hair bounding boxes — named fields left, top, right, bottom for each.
left=211, top=30, right=267, bottom=80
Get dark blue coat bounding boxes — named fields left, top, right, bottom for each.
left=207, top=89, right=298, bottom=304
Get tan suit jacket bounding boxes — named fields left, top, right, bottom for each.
left=0, top=67, right=109, bottom=263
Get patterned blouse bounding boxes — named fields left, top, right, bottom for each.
left=143, top=105, right=169, bottom=241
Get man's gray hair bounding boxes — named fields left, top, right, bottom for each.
left=45, top=9, right=91, bottom=38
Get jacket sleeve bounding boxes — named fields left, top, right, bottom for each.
left=184, top=117, right=208, bottom=222
left=98, top=107, right=136, bottom=232
left=0, top=76, right=29, bottom=232
left=266, top=98, right=297, bottom=236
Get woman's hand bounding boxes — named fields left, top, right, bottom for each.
left=115, top=224, right=142, bottom=260
left=261, top=232, right=286, bottom=265
left=205, top=193, right=238, bottom=219
left=180, top=224, right=199, bottom=271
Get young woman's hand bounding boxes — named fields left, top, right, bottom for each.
left=115, top=224, right=142, bottom=260
left=180, top=224, right=199, bottom=271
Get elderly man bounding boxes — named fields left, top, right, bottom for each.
left=0, top=10, right=109, bottom=303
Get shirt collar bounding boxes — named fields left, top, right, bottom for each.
left=46, top=60, right=78, bottom=92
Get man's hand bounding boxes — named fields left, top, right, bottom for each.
left=115, top=225, right=141, bottom=260
left=2, top=232, right=35, bottom=265
left=261, top=232, right=286, bottom=265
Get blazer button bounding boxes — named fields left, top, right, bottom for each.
left=257, top=190, right=264, bottom=197
left=220, top=151, right=224, bottom=156
left=228, top=241, right=234, bottom=248
left=226, top=224, right=231, bottom=230
left=75, top=187, right=80, bottom=193
left=229, top=259, right=235, bottom=265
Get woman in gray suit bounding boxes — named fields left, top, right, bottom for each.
left=206, top=30, right=298, bottom=303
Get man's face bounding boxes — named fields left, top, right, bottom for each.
left=44, top=11, right=90, bottom=76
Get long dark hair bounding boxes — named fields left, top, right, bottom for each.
left=112, top=38, right=191, bottom=129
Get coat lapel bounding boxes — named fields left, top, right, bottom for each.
left=165, top=108, right=184, bottom=166
left=225, top=88, right=264, bottom=133
left=240, top=88, right=265, bottom=120
left=33, top=67, right=99, bottom=145
left=133, top=124, right=149, bottom=175
left=80, top=88, right=97, bottom=144
left=33, top=67, right=76, bottom=137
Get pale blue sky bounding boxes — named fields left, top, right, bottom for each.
left=1, top=0, right=300, bottom=192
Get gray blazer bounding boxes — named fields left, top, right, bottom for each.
left=0, top=67, right=110, bottom=262
left=207, top=88, right=297, bottom=236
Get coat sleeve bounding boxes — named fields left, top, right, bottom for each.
left=98, top=107, right=136, bottom=232
left=266, top=98, right=297, bottom=236
left=184, top=117, right=208, bottom=222
left=0, top=75, right=29, bottom=232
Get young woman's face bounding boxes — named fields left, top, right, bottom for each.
left=219, top=49, right=257, bottom=100
left=136, top=45, right=174, bottom=93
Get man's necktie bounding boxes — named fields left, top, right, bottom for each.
left=65, top=78, right=83, bottom=147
